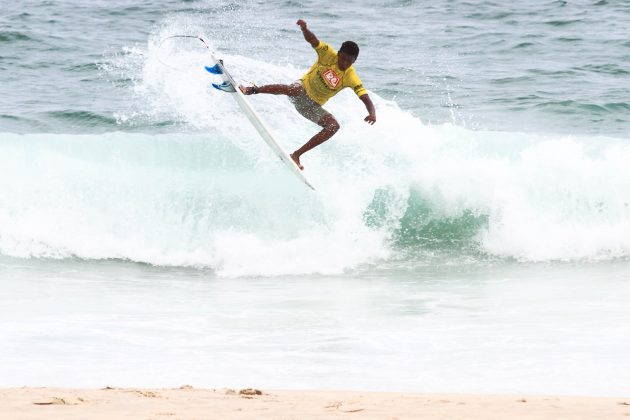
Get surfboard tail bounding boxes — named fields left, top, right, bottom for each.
left=212, top=82, right=236, bottom=93
left=205, top=64, right=223, bottom=75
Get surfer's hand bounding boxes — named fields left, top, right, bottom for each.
left=297, top=19, right=307, bottom=29
left=364, top=114, right=376, bottom=125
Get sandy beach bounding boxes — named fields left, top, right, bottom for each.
left=1, top=387, right=628, bottom=419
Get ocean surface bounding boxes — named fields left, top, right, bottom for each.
left=1, top=0, right=630, bottom=396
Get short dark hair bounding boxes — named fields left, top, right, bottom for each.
left=339, top=41, right=359, bottom=58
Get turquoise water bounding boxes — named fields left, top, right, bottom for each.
left=1, top=0, right=630, bottom=395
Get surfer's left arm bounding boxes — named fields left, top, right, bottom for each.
left=360, top=94, right=376, bottom=125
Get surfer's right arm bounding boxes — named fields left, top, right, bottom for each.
left=297, top=19, right=319, bottom=48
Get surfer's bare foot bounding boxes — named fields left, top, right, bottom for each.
left=290, top=153, right=304, bottom=170
left=239, top=86, right=258, bottom=95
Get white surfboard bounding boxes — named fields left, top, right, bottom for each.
left=206, top=55, right=315, bottom=191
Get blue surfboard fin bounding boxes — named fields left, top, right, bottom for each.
left=205, top=64, right=223, bottom=75
left=212, top=82, right=236, bottom=93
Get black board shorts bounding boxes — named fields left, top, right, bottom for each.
left=288, top=81, right=332, bottom=126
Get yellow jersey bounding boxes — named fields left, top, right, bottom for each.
left=301, top=41, right=368, bottom=106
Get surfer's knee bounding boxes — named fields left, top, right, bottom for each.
left=320, top=115, right=340, bottom=134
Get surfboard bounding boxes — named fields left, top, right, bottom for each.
left=205, top=56, right=315, bottom=191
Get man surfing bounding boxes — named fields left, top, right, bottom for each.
left=241, top=19, right=376, bottom=170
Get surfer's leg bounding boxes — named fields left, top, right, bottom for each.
left=241, top=84, right=301, bottom=96
left=291, top=114, right=340, bottom=170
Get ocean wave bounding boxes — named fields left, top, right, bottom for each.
left=544, top=19, right=583, bottom=27
left=0, top=114, right=48, bottom=131
left=534, top=100, right=630, bottom=115
left=2, top=117, right=630, bottom=275
left=3, top=32, right=630, bottom=275
left=0, top=31, right=33, bottom=43
left=575, top=63, right=630, bottom=76
left=364, top=187, right=488, bottom=251
left=44, top=110, right=119, bottom=127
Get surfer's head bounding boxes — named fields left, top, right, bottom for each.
left=338, top=41, right=359, bottom=70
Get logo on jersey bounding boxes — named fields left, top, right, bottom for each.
left=322, top=69, right=341, bottom=89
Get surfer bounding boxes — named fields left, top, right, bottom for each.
left=241, top=19, right=376, bottom=170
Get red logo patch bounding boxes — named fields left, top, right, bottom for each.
left=322, top=69, right=341, bottom=89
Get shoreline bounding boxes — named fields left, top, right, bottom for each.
left=1, top=387, right=628, bottom=419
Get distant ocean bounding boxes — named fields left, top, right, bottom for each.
left=1, top=0, right=629, bottom=396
